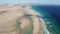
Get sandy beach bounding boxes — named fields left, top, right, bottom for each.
left=0, top=4, right=43, bottom=34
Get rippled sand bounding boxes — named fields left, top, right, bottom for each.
left=0, top=4, right=43, bottom=34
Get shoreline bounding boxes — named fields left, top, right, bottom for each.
left=0, top=4, right=50, bottom=34
left=30, top=6, right=50, bottom=34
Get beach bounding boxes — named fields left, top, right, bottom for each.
left=0, top=4, right=45, bottom=34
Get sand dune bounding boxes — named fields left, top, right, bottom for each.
left=0, top=4, right=43, bottom=34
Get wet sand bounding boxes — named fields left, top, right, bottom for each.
left=0, top=4, right=43, bottom=34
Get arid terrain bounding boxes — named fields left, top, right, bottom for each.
left=0, top=4, right=43, bottom=34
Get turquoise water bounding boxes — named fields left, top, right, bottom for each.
left=31, top=6, right=59, bottom=34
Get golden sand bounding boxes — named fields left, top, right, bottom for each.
left=0, top=4, right=43, bottom=34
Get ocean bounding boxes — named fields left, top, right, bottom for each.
left=31, top=5, right=60, bottom=34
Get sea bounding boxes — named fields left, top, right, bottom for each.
left=31, top=5, right=60, bottom=34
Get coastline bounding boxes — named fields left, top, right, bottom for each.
left=0, top=4, right=57, bottom=34
left=31, top=5, right=60, bottom=34
left=30, top=6, right=50, bottom=34
left=0, top=4, right=47, bottom=34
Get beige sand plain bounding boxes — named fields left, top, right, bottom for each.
left=0, top=4, right=43, bottom=34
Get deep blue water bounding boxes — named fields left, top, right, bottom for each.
left=31, top=5, right=60, bottom=34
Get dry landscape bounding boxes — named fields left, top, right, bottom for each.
left=0, top=4, right=43, bottom=34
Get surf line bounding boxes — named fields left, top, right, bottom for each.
left=30, top=7, right=50, bottom=34
left=34, top=11, right=50, bottom=34
left=39, top=17, right=50, bottom=34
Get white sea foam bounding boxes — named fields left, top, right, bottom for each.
left=30, top=5, right=50, bottom=34
left=32, top=9, right=50, bottom=34
left=40, top=18, right=50, bottom=34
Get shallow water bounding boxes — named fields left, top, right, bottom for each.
left=31, top=5, right=60, bottom=34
